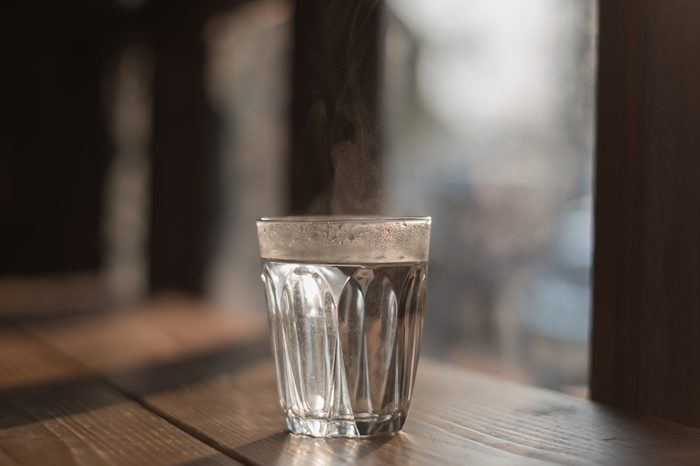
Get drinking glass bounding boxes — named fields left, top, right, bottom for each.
left=257, top=216, right=430, bottom=437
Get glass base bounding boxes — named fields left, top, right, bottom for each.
left=285, top=411, right=407, bottom=438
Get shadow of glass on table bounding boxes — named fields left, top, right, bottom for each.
left=234, top=430, right=397, bottom=466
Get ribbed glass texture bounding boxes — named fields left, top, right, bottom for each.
left=261, top=259, right=428, bottom=437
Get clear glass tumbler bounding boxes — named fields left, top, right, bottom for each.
left=257, top=216, right=431, bottom=437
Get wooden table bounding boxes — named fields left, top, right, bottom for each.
left=2, top=297, right=700, bottom=465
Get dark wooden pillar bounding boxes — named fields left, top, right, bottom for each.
left=289, top=0, right=384, bottom=214
left=148, top=1, right=218, bottom=294
left=0, top=1, right=118, bottom=275
left=591, top=0, right=700, bottom=426
left=148, top=0, right=257, bottom=294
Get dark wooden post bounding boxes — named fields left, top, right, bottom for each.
left=147, top=0, right=254, bottom=294
left=0, top=1, right=115, bottom=275
left=591, top=0, right=700, bottom=426
left=148, top=1, right=219, bottom=294
left=289, top=0, right=384, bottom=214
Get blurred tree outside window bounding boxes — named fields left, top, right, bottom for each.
left=383, top=0, right=596, bottom=392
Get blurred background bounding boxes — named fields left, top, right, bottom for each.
left=0, top=0, right=596, bottom=394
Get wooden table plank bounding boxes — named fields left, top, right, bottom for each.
left=0, top=328, right=242, bottom=466
left=28, top=302, right=700, bottom=465
left=134, top=360, right=700, bottom=466
left=413, top=362, right=700, bottom=465
left=22, top=296, right=266, bottom=374
left=139, top=362, right=551, bottom=466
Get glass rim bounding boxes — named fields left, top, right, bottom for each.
left=257, top=215, right=431, bottom=262
left=258, top=215, right=431, bottom=224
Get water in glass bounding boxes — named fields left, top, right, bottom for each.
left=261, top=259, right=427, bottom=437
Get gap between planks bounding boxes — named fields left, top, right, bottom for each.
left=17, top=325, right=261, bottom=466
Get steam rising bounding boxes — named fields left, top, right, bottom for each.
left=300, top=0, right=384, bottom=215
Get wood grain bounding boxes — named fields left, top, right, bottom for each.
left=592, top=0, right=700, bottom=426
left=27, top=296, right=267, bottom=374
left=133, top=361, right=700, bottom=466
left=0, top=327, right=241, bottom=466
left=29, top=304, right=700, bottom=465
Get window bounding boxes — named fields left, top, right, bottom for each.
left=383, top=0, right=597, bottom=392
